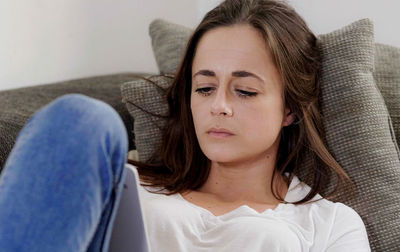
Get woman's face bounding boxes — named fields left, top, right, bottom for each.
left=191, top=24, right=294, bottom=164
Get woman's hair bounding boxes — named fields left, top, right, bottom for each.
left=128, top=0, right=354, bottom=204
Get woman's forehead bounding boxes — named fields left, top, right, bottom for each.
left=195, top=24, right=268, bottom=56
left=192, top=25, right=276, bottom=79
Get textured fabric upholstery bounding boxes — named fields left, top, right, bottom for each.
left=309, top=19, right=400, bottom=251
left=149, top=19, right=191, bottom=74
left=374, top=43, right=400, bottom=145
left=149, top=19, right=192, bottom=75
left=0, top=73, right=147, bottom=172
left=121, top=75, right=171, bottom=161
left=125, top=18, right=400, bottom=251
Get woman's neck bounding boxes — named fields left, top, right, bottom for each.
left=197, top=154, right=289, bottom=204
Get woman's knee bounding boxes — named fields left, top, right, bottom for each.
left=48, top=94, right=123, bottom=127
left=29, top=93, right=128, bottom=190
left=21, top=94, right=129, bottom=177
left=33, top=94, right=127, bottom=143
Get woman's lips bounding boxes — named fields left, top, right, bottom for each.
left=207, top=129, right=233, bottom=138
left=207, top=131, right=234, bottom=138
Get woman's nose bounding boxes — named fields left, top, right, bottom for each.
left=210, top=89, right=233, bottom=116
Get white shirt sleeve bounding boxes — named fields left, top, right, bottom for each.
left=325, top=203, right=371, bottom=252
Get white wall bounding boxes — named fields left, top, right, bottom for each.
left=1, top=0, right=399, bottom=91
left=197, top=0, right=400, bottom=47
left=0, top=0, right=199, bottom=91
left=287, top=0, right=400, bottom=47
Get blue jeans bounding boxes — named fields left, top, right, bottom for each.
left=0, top=94, right=129, bottom=252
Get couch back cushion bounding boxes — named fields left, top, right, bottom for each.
left=121, top=75, right=171, bottom=161
left=309, top=19, right=400, bottom=251
left=149, top=19, right=192, bottom=75
left=373, top=43, right=400, bottom=145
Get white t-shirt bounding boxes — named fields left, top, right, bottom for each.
left=137, top=173, right=371, bottom=252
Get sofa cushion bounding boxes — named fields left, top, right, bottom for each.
left=374, top=43, right=400, bottom=145
left=128, top=18, right=400, bottom=251
left=121, top=75, right=172, bottom=161
left=0, top=73, right=148, bottom=172
left=310, top=19, right=400, bottom=251
left=149, top=19, right=192, bottom=75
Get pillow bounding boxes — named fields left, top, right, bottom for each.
left=121, top=75, right=172, bottom=161
left=309, top=19, right=400, bottom=251
left=125, top=18, right=400, bottom=251
left=374, top=43, right=400, bottom=145
left=149, top=19, right=192, bottom=75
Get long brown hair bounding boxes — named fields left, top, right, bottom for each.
left=128, top=0, right=354, bottom=204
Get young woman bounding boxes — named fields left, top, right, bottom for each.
left=130, top=0, right=371, bottom=251
left=0, top=0, right=370, bottom=251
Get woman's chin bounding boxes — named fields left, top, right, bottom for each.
left=202, top=150, right=242, bottom=164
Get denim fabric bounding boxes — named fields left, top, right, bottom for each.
left=0, top=94, right=129, bottom=252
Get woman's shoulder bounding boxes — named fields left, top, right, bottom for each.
left=312, top=198, right=366, bottom=231
left=316, top=199, right=370, bottom=250
left=284, top=176, right=370, bottom=250
left=284, top=175, right=364, bottom=226
left=286, top=174, right=353, bottom=210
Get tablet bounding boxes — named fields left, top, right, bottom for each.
left=108, top=163, right=151, bottom=252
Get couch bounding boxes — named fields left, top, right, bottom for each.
left=0, top=18, right=399, bottom=252
left=0, top=72, right=146, bottom=167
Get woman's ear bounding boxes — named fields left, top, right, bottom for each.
left=283, top=108, right=295, bottom=127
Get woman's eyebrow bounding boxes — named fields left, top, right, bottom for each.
left=232, top=70, right=263, bottom=81
left=192, top=69, right=215, bottom=78
left=192, top=69, right=263, bottom=82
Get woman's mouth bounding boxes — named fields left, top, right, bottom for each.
left=207, top=128, right=234, bottom=138
left=208, top=131, right=234, bottom=138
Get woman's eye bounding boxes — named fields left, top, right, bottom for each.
left=236, top=89, right=257, bottom=98
left=195, top=87, right=214, bottom=96
left=194, top=87, right=257, bottom=98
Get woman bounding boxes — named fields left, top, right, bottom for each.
left=0, top=0, right=370, bottom=251
left=130, top=0, right=370, bottom=251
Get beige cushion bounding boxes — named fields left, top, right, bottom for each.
left=123, top=18, right=400, bottom=251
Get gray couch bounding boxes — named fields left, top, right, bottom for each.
left=0, top=18, right=399, bottom=252
left=0, top=73, right=149, bottom=170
